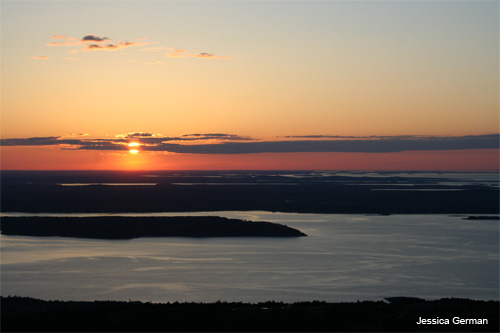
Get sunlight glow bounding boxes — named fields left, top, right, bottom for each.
left=128, top=142, right=140, bottom=154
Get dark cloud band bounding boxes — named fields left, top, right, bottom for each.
left=1, top=134, right=498, bottom=154
left=141, top=135, right=500, bottom=154
left=0, top=136, right=82, bottom=146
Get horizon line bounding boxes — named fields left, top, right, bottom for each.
left=1, top=169, right=498, bottom=173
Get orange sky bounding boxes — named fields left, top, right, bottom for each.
left=1, top=146, right=498, bottom=171
left=1, top=1, right=498, bottom=171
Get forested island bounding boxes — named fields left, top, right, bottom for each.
left=0, top=216, right=306, bottom=239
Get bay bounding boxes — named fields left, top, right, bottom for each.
left=1, top=212, right=498, bottom=303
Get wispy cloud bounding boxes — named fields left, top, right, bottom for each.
left=46, top=34, right=152, bottom=51
left=47, top=41, right=84, bottom=46
left=0, top=136, right=82, bottom=146
left=182, top=134, right=251, bottom=140
left=2, top=134, right=498, bottom=154
left=146, top=60, right=165, bottom=66
left=52, top=34, right=68, bottom=39
left=43, top=34, right=231, bottom=60
left=193, top=52, right=232, bottom=59
left=46, top=35, right=82, bottom=46
left=63, top=133, right=89, bottom=137
left=166, top=49, right=232, bottom=59
left=140, top=46, right=173, bottom=52
left=124, top=132, right=155, bottom=138
left=282, top=135, right=433, bottom=139
left=166, top=49, right=188, bottom=58
left=83, top=41, right=145, bottom=52
left=31, top=56, right=48, bottom=60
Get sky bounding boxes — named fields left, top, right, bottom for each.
left=1, top=0, right=498, bottom=171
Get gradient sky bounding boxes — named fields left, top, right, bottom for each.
left=1, top=0, right=498, bottom=170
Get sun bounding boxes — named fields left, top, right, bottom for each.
left=128, top=142, right=140, bottom=154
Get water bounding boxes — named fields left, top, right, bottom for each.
left=1, top=212, right=498, bottom=303
left=31, top=171, right=499, bottom=188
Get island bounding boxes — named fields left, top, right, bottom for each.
left=464, top=216, right=499, bottom=220
left=0, top=216, right=307, bottom=239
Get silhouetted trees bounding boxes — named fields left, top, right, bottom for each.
left=2, top=296, right=498, bottom=332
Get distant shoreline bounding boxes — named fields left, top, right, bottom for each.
left=2, top=170, right=498, bottom=214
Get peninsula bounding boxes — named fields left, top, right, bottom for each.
left=0, top=216, right=306, bottom=239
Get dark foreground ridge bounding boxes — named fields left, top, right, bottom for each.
left=1, top=296, right=498, bottom=332
left=0, top=216, right=306, bottom=239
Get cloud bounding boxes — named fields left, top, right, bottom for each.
left=157, top=134, right=499, bottom=154
left=46, top=35, right=81, bottom=46
left=182, top=134, right=252, bottom=141
left=140, top=46, right=173, bottom=52
left=84, top=41, right=150, bottom=52
left=146, top=60, right=165, bottom=66
left=166, top=50, right=232, bottom=59
left=166, top=49, right=188, bottom=58
left=62, top=133, right=89, bottom=137
left=0, top=133, right=254, bottom=151
left=282, top=135, right=432, bottom=139
left=81, top=34, right=109, bottom=42
left=125, top=132, right=154, bottom=138
left=197, top=53, right=213, bottom=58
left=3, top=134, right=498, bottom=155
left=46, top=41, right=83, bottom=46
left=0, top=136, right=81, bottom=146
left=194, top=52, right=232, bottom=59
left=31, top=56, right=48, bottom=60
left=46, top=34, right=151, bottom=51
left=43, top=34, right=231, bottom=59
left=0, top=136, right=128, bottom=151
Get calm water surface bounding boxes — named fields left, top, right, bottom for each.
left=1, top=212, right=498, bottom=302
